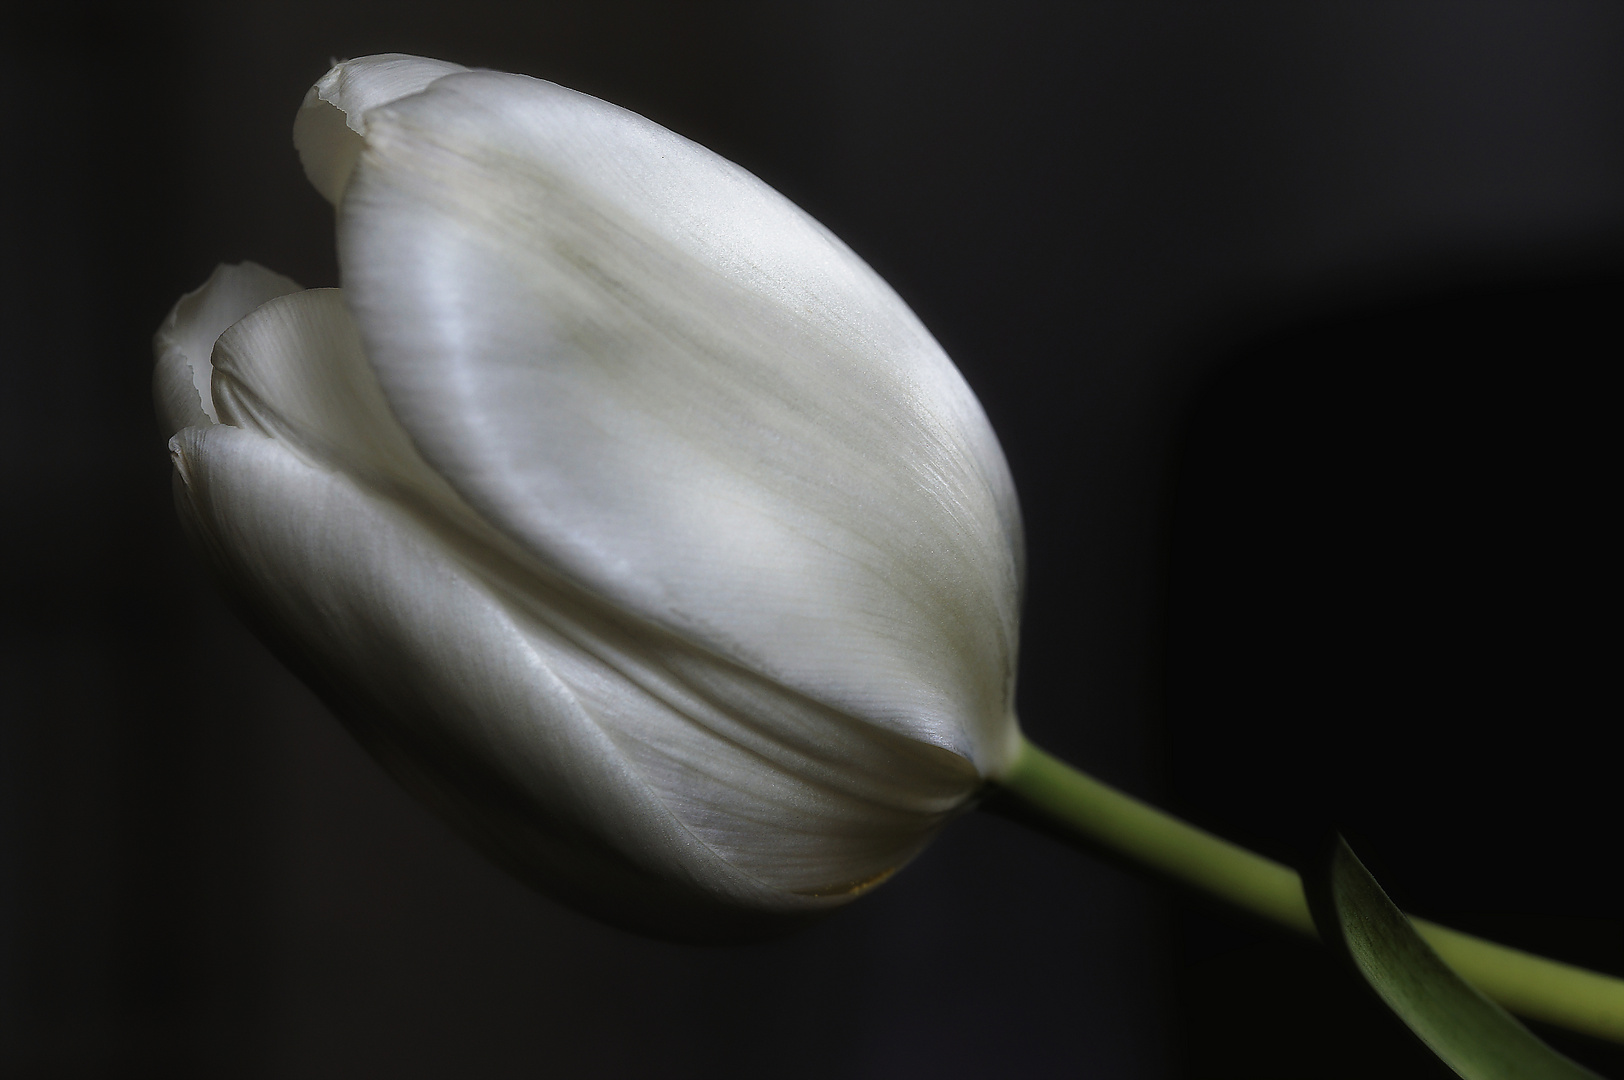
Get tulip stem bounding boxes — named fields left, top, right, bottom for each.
left=991, top=738, right=1624, bottom=1045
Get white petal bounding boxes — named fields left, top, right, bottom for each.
left=294, top=54, right=469, bottom=206
left=339, top=70, right=1026, bottom=775
left=200, top=285, right=980, bottom=900
left=151, top=262, right=302, bottom=432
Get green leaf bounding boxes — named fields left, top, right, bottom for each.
left=1309, top=836, right=1604, bottom=1080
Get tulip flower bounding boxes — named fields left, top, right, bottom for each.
left=151, top=60, right=1624, bottom=1061
left=156, top=54, right=1024, bottom=939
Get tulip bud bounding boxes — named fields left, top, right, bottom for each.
left=156, top=54, right=1024, bottom=940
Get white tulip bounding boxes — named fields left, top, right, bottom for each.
left=156, top=54, right=1024, bottom=938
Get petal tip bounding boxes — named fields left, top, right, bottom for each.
left=293, top=54, right=470, bottom=206
left=153, top=261, right=303, bottom=432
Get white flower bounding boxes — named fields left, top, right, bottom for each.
left=155, top=54, right=1024, bottom=939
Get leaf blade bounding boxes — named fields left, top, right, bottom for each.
left=1313, top=836, right=1604, bottom=1080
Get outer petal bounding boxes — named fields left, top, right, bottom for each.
left=196, top=288, right=980, bottom=916
left=338, top=69, right=1026, bottom=775
left=151, top=261, right=302, bottom=432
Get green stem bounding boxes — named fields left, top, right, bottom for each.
left=994, top=738, right=1624, bottom=1044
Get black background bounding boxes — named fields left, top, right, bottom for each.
left=2, top=2, right=1619, bottom=1077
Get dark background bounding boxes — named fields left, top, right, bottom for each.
left=2, top=2, right=1619, bottom=1077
